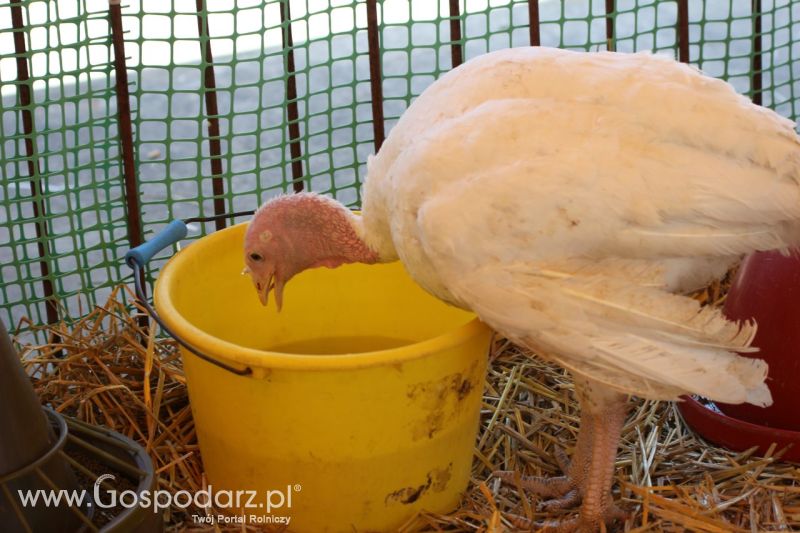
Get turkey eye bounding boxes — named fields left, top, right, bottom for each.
left=249, top=252, right=264, bottom=262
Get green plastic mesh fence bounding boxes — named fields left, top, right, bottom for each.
left=1, top=0, right=798, bottom=341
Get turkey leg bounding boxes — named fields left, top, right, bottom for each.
left=493, top=412, right=593, bottom=508
left=494, top=375, right=630, bottom=532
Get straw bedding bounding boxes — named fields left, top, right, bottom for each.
left=15, top=280, right=800, bottom=532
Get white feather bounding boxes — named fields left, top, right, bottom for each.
left=360, top=47, right=800, bottom=406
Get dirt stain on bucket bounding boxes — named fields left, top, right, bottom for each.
left=407, top=361, right=480, bottom=441
left=385, top=463, right=453, bottom=505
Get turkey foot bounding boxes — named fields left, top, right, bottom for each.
left=494, top=376, right=631, bottom=532
left=493, top=435, right=592, bottom=505
left=493, top=388, right=595, bottom=506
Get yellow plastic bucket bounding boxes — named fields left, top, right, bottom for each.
left=154, top=222, right=492, bottom=532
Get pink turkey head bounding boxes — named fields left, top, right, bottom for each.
left=243, top=193, right=379, bottom=310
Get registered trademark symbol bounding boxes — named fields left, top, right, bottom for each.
left=293, top=484, right=302, bottom=492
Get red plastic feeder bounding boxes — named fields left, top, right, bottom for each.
left=678, top=251, right=800, bottom=462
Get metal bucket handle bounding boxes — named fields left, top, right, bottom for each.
left=124, top=212, right=254, bottom=377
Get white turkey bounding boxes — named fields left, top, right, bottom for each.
left=242, top=47, right=800, bottom=531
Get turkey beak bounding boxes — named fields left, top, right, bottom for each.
left=254, top=271, right=287, bottom=312
left=273, top=276, right=286, bottom=312
left=247, top=265, right=286, bottom=311
left=252, top=270, right=275, bottom=308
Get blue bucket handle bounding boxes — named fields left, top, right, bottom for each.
left=124, top=220, right=188, bottom=268
left=125, top=216, right=254, bottom=376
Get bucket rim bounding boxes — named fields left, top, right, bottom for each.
left=153, top=222, right=491, bottom=373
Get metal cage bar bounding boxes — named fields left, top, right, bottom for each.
left=677, top=0, right=690, bottom=63
left=449, top=0, right=464, bottom=68
left=605, top=0, right=615, bottom=51
left=110, top=0, right=150, bottom=333
left=10, top=0, right=59, bottom=330
left=751, top=0, right=763, bottom=106
left=195, top=0, right=229, bottom=230
left=366, top=0, right=386, bottom=152
left=528, top=0, right=541, bottom=47
left=280, top=0, right=305, bottom=192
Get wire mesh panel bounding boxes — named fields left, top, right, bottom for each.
left=0, top=0, right=130, bottom=338
left=1, top=0, right=799, bottom=340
